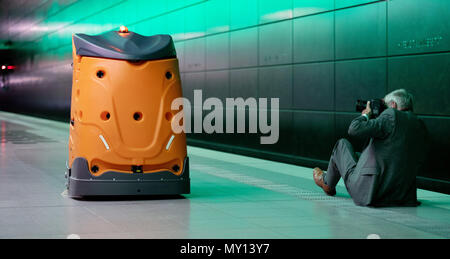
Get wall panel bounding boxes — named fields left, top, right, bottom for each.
left=230, top=68, right=258, bottom=99
left=259, top=20, right=292, bottom=66
left=206, top=33, right=229, bottom=70
left=230, top=28, right=258, bottom=68
left=293, top=12, right=334, bottom=63
left=258, top=65, right=293, bottom=109
left=293, top=62, right=334, bottom=111
left=335, top=1, right=386, bottom=59
left=293, top=111, right=335, bottom=161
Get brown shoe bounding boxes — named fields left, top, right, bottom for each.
left=313, top=167, right=336, bottom=196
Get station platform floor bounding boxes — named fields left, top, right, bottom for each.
left=0, top=111, right=449, bottom=239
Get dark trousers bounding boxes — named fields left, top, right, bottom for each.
left=324, top=138, right=359, bottom=188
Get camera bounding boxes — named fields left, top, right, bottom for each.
left=355, top=99, right=387, bottom=118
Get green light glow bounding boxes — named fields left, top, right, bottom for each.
left=259, top=0, right=293, bottom=24
left=18, top=0, right=353, bottom=57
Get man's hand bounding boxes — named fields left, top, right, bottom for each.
left=362, top=101, right=372, bottom=118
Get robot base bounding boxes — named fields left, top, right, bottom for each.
left=67, top=157, right=190, bottom=197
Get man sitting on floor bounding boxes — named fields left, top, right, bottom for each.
left=313, top=89, right=428, bottom=207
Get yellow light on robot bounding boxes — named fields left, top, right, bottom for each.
left=119, top=25, right=129, bottom=33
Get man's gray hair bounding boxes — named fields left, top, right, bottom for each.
left=384, top=89, right=414, bottom=111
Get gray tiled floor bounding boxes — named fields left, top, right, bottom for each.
left=0, top=111, right=449, bottom=239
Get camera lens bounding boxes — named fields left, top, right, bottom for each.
left=356, top=100, right=367, bottom=112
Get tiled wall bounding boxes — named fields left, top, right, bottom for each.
left=0, top=0, right=449, bottom=190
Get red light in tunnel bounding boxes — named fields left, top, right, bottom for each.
left=7, top=66, right=15, bottom=70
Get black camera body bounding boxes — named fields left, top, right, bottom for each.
left=356, top=99, right=387, bottom=118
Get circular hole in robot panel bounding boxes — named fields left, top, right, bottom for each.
left=133, top=112, right=143, bottom=121
left=91, top=165, right=99, bottom=173
left=100, top=111, right=110, bottom=121
left=96, top=70, right=105, bottom=78
left=165, top=71, right=173, bottom=80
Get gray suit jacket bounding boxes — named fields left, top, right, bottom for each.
left=347, top=108, right=427, bottom=206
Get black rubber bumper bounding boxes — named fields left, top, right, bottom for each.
left=67, top=157, right=190, bottom=197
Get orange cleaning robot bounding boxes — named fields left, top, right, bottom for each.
left=66, top=26, right=190, bottom=197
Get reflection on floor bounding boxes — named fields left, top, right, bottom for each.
left=0, top=111, right=449, bottom=239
